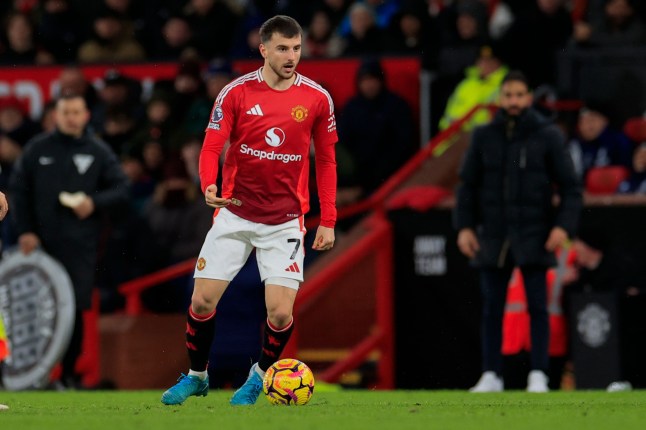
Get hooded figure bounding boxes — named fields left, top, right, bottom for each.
left=336, top=58, right=417, bottom=196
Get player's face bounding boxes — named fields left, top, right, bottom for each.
left=55, top=97, right=90, bottom=138
left=499, top=80, right=532, bottom=117
left=260, top=32, right=302, bottom=81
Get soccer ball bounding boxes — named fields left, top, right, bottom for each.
left=262, top=358, right=315, bottom=405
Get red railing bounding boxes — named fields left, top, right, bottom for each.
left=293, top=213, right=395, bottom=388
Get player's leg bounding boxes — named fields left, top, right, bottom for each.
left=471, top=265, right=513, bottom=392
left=230, top=282, right=298, bottom=406
left=161, top=278, right=228, bottom=405
left=521, top=265, right=550, bottom=392
left=230, top=219, right=304, bottom=405
left=259, top=284, right=298, bottom=370
left=162, top=208, right=253, bottom=405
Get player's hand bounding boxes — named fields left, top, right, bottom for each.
left=312, top=226, right=335, bottom=251
left=72, top=196, right=95, bottom=219
left=545, top=226, right=568, bottom=252
left=18, top=232, right=40, bottom=255
left=457, top=228, right=480, bottom=259
left=204, top=184, right=231, bottom=208
left=0, top=191, right=8, bottom=221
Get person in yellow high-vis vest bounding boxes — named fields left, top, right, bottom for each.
left=439, top=45, right=508, bottom=132
left=0, top=314, right=8, bottom=363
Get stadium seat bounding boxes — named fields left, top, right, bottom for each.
left=585, top=166, right=630, bottom=195
left=623, top=117, right=646, bottom=143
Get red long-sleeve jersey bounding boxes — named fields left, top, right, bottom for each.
left=199, top=68, right=338, bottom=227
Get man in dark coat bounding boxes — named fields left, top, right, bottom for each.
left=9, top=94, right=129, bottom=388
left=454, top=71, right=582, bottom=393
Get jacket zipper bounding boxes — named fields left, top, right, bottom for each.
left=520, top=147, right=526, bottom=169
left=497, top=239, right=510, bottom=268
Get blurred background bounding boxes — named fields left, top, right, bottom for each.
left=1, top=0, right=645, bottom=392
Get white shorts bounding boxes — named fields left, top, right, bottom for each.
left=194, top=207, right=306, bottom=289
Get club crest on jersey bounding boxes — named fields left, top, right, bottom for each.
left=265, top=127, right=286, bottom=147
left=211, top=104, right=224, bottom=123
left=291, top=105, right=308, bottom=123
left=196, top=257, right=206, bottom=271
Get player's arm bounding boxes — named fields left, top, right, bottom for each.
left=199, top=96, right=235, bottom=207
left=312, top=95, right=338, bottom=251
left=312, top=146, right=336, bottom=251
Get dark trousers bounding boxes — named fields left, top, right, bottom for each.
left=480, top=265, right=549, bottom=375
left=61, top=310, right=84, bottom=384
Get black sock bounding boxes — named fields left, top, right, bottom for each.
left=186, top=307, right=216, bottom=371
left=258, top=317, right=294, bottom=372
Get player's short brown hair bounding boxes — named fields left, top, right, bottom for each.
left=259, top=15, right=302, bottom=43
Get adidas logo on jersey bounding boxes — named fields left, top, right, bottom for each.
left=246, top=104, right=264, bottom=116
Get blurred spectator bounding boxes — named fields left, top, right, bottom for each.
left=154, top=60, right=211, bottom=141
left=37, top=0, right=84, bottom=63
left=0, top=11, right=55, bottom=65
left=120, top=152, right=155, bottom=215
left=618, top=143, right=646, bottom=193
left=182, top=0, right=240, bottom=60
left=0, top=96, right=39, bottom=250
left=337, top=58, right=416, bottom=201
left=436, top=0, right=490, bottom=79
left=568, top=101, right=634, bottom=181
left=302, top=9, right=345, bottom=58
left=203, top=58, right=234, bottom=102
left=126, top=92, right=176, bottom=156
left=567, top=223, right=646, bottom=388
left=91, top=69, right=143, bottom=135
left=101, top=107, right=138, bottom=155
left=338, top=0, right=402, bottom=36
left=141, top=155, right=212, bottom=311
left=341, top=3, right=386, bottom=56
left=499, top=0, right=572, bottom=88
left=140, top=139, right=166, bottom=183
left=179, top=135, right=202, bottom=187
left=439, top=44, right=508, bottom=131
left=228, top=10, right=264, bottom=59
left=102, top=0, right=140, bottom=20
left=150, top=15, right=199, bottom=61
left=0, top=130, right=28, bottom=249
left=489, top=0, right=515, bottom=40
left=573, top=0, right=646, bottom=47
left=55, top=66, right=98, bottom=109
left=0, top=96, right=40, bottom=152
left=385, top=1, right=437, bottom=65
left=39, top=100, right=57, bottom=133
left=316, top=0, right=352, bottom=30
left=77, top=8, right=146, bottom=63
left=144, top=157, right=212, bottom=268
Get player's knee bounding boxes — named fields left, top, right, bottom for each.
left=267, top=308, right=292, bottom=328
left=191, top=293, right=217, bottom=314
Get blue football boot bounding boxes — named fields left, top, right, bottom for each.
left=230, top=363, right=264, bottom=405
left=161, top=373, right=209, bottom=405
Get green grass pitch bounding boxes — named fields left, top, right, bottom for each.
left=1, top=390, right=645, bottom=430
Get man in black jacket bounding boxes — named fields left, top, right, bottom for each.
left=9, top=94, right=129, bottom=388
left=454, top=71, right=582, bottom=393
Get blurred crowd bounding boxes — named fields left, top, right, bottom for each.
left=1, top=0, right=646, bottom=312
